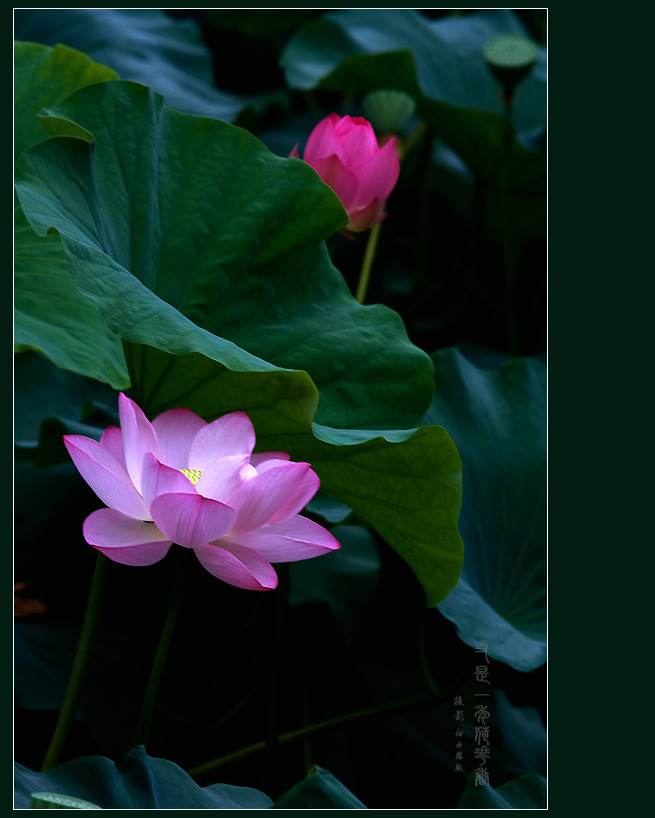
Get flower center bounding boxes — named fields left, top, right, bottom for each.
left=180, top=468, right=203, bottom=485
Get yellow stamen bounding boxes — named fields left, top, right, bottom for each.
left=180, top=468, right=202, bottom=486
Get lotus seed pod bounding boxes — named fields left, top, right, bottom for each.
left=362, top=90, right=416, bottom=135
left=483, top=34, right=538, bottom=94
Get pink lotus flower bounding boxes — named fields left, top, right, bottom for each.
left=291, top=113, right=400, bottom=233
left=63, top=394, right=340, bottom=591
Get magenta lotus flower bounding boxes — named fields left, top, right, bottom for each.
left=291, top=113, right=400, bottom=233
left=63, top=394, right=340, bottom=591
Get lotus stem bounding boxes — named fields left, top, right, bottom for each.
left=500, top=95, right=519, bottom=354
left=401, top=121, right=427, bottom=157
left=41, top=553, right=108, bottom=772
left=355, top=222, right=382, bottom=304
left=133, top=547, right=188, bottom=748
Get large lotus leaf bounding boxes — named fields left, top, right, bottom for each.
left=13, top=9, right=246, bottom=122
left=272, top=765, right=367, bottom=809
left=281, top=9, right=546, bottom=180
left=424, top=349, right=546, bottom=670
left=305, top=492, right=354, bottom=525
left=14, top=350, right=120, bottom=468
left=14, top=350, right=107, bottom=443
left=16, top=79, right=434, bottom=430
left=14, top=81, right=463, bottom=605
left=14, top=43, right=128, bottom=386
left=14, top=746, right=273, bottom=809
left=14, top=200, right=129, bottom=389
left=457, top=773, right=547, bottom=809
left=14, top=41, right=117, bottom=162
left=489, top=690, right=546, bottom=779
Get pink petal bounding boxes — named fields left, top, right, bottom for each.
left=250, top=457, right=289, bottom=476
left=222, top=515, right=340, bottom=562
left=189, top=411, right=256, bottom=470
left=83, top=508, right=171, bottom=565
left=304, top=114, right=379, bottom=167
left=334, top=115, right=373, bottom=136
left=250, top=452, right=290, bottom=468
left=118, top=393, right=160, bottom=495
left=152, top=407, right=206, bottom=469
left=100, top=426, right=126, bottom=469
left=332, top=117, right=379, bottom=168
left=194, top=454, right=252, bottom=503
left=266, top=464, right=320, bottom=525
left=229, top=462, right=320, bottom=533
left=303, top=113, right=342, bottom=163
left=252, top=458, right=292, bottom=475
left=356, top=137, right=400, bottom=206
left=308, top=154, right=361, bottom=213
left=140, top=452, right=197, bottom=509
left=346, top=197, right=387, bottom=233
left=289, top=144, right=300, bottom=158
left=193, top=543, right=278, bottom=590
left=150, top=492, right=236, bottom=549
left=64, top=435, right=148, bottom=519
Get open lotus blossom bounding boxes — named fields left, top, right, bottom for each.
left=63, top=394, right=340, bottom=591
left=291, top=113, right=400, bottom=233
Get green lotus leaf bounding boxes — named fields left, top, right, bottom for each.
left=457, top=772, right=547, bottom=809
left=14, top=9, right=247, bottom=121
left=14, top=41, right=117, bottom=163
left=14, top=42, right=128, bottom=386
left=272, top=765, right=367, bottom=809
left=424, top=349, right=546, bottom=670
left=16, top=79, right=436, bottom=430
left=14, top=199, right=129, bottom=389
left=14, top=746, right=273, bottom=809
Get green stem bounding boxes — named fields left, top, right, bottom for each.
left=414, top=126, right=434, bottom=291
left=402, top=122, right=426, bottom=157
left=41, top=553, right=108, bottom=772
left=500, top=94, right=519, bottom=354
left=207, top=687, right=256, bottom=734
left=187, top=687, right=456, bottom=778
left=133, top=547, right=188, bottom=747
left=355, top=222, right=381, bottom=304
